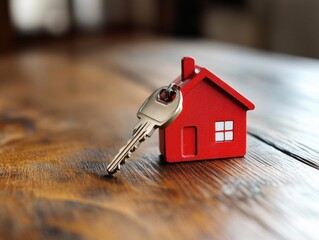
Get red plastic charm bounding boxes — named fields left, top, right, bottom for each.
left=159, top=57, right=255, bottom=162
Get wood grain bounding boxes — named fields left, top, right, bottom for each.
left=0, top=38, right=319, bottom=239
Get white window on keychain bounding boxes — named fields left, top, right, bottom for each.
left=215, top=121, right=234, bottom=142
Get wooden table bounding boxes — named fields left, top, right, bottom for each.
left=0, top=37, right=318, bottom=239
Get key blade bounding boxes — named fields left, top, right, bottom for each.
left=107, top=122, right=146, bottom=174
left=107, top=120, right=152, bottom=175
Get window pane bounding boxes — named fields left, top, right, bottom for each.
left=215, top=121, right=224, bottom=131
left=225, top=121, right=233, bottom=130
left=225, top=131, right=233, bottom=141
left=215, top=132, right=224, bottom=142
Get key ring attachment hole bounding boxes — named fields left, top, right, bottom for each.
left=159, top=83, right=177, bottom=103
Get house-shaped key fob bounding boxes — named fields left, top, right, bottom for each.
left=159, top=57, right=255, bottom=162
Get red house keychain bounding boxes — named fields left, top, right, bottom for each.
left=159, top=57, right=255, bottom=162
left=107, top=57, right=254, bottom=175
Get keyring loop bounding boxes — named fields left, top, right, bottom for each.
left=164, top=83, right=177, bottom=102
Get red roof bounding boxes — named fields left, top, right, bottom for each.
left=174, top=65, right=255, bottom=111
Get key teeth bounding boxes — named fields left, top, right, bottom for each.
left=107, top=121, right=151, bottom=175
left=107, top=146, right=142, bottom=175
left=131, top=146, right=137, bottom=153
left=107, top=161, right=123, bottom=175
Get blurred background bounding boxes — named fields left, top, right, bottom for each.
left=1, top=0, right=319, bottom=58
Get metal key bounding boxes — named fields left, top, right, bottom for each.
left=107, top=84, right=183, bottom=175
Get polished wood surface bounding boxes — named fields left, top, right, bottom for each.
left=0, top=38, right=319, bottom=239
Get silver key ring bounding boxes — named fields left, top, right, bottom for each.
left=160, top=83, right=178, bottom=103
